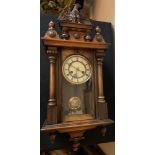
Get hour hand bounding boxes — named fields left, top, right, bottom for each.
left=76, top=67, right=85, bottom=74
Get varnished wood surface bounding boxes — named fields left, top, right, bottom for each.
left=49, top=63, right=55, bottom=98
left=41, top=119, right=113, bottom=133
left=97, top=60, right=103, bottom=97
left=60, top=22, right=92, bottom=30
left=42, top=37, right=109, bottom=49
left=64, top=114, right=93, bottom=122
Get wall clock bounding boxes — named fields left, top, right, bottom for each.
left=41, top=3, right=114, bottom=153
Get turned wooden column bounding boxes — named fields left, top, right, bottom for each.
left=96, top=50, right=108, bottom=120
left=46, top=47, right=58, bottom=124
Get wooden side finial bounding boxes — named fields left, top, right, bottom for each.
left=46, top=21, right=57, bottom=38
left=95, top=26, right=105, bottom=42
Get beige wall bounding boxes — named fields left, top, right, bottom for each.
left=93, top=0, right=115, bottom=26
left=93, top=1, right=115, bottom=155
left=98, top=142, right=115, bottom=155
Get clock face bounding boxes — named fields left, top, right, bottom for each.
left=62, top=55, right=92, bottom=84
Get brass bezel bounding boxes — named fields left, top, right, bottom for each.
left=62, top=54, right=92, bottom=85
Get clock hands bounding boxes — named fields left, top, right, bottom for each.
left=70, top=65, right=77, bottom=70
left=70, top=65, right=85, bottom=77
left=76, top=67, right=85, bottom=74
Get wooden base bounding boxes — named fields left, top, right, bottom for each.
left=41, top=119, right=113, bottom=152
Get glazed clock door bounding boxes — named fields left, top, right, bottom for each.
left=60, top=48, right=96, bottom=122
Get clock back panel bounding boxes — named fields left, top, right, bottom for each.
left=58, top=48, right=97, bottom=122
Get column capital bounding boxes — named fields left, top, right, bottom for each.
left=46, top=47, right=57, bottom=64
left=96, top=50, right=105, bottom=64
left=96, top=49, right=105, bottom=56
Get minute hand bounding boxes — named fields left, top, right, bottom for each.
left=76, top=67, right=85, bottom=74
left=70, top=65, right=77, bottom=70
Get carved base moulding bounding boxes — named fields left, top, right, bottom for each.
left=41, top=119, right=113, bottom=151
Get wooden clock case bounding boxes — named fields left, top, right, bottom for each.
left=41, top=13, right=114, bottom=152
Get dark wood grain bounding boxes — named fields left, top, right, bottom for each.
left=42, top=37, right=109, bottom=49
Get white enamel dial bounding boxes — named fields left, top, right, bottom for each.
left=62, top=55, right=92, bottom=84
